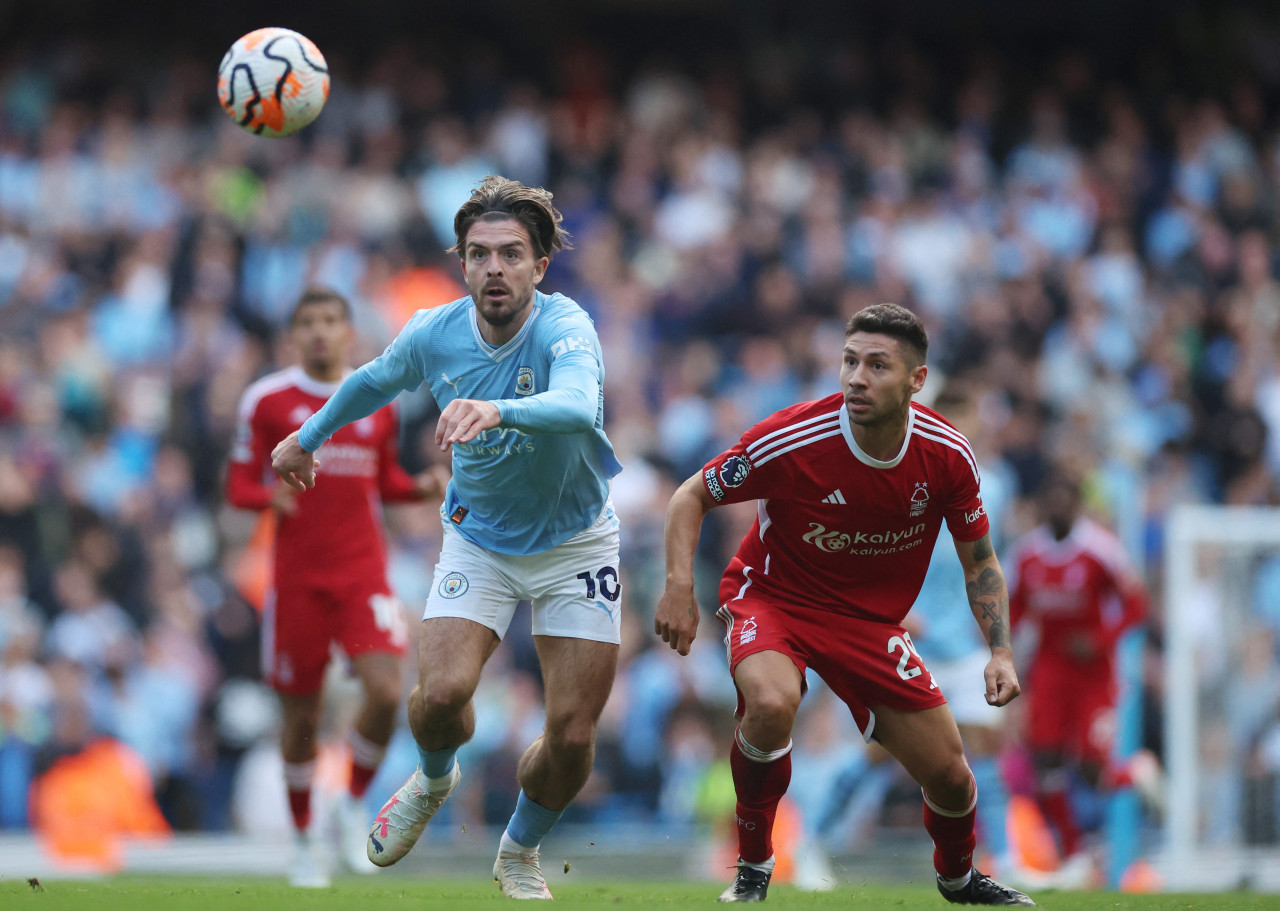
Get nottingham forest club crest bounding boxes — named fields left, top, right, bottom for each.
left=515, top=367, right=535, bottom=396
left=910, top=482, right=930, bottom=517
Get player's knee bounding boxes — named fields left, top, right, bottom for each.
left=544, top=715, right=597, bottom=757
left=742, top=687, right=800, bottom=735
left=365, top=675, right=401, bottom=712
left=417, top=680, right=471, bottom=719
left=924, top=760, right=974, bottom=809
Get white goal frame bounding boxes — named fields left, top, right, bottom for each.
left=1162, top=504, right=1280, bottom=891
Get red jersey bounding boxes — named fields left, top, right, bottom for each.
left=225, top=366, right=421, bottom=587
left=702, top=395, right=989, bottom=623
left=1008, top=518, right=1146, bottom=675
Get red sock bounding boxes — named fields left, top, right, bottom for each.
left=1037, top=787, right=1080, bottom=857
left=729, top=728, right=793, bottom=864
left=922, top=781, right=977, bottom=880
left=348, top=732, right=388, bottom=798
left=283, top=760, right=315, bottom=832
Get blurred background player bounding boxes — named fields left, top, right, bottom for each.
left=272, top=177, right=624, bottom=900
left=656, top=304, right=1033, bottom=906
left=225, top=287, right=445, bottom=886
left=1007, top=470, right=1147, bottom=885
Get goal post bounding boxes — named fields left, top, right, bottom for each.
left=1161, top=504, right=1280, bottom=890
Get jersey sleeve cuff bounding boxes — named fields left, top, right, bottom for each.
left=297, top=422, right=326, bottom=453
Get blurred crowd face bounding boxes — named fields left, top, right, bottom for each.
left=290, top=299, right=354, bottom=379
left=460, top=216, right=548, bottom=343
left=840, top=332, right=927, bottom=431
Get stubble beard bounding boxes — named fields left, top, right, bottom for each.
left=847, top=390, right=912, bottom=429
left=478, top=291, right=533, bottom=330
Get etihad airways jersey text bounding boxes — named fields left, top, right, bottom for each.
left=702, top=395, right=989, bottom=623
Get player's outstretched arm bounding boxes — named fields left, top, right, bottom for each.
left=655, top=474, right=718, bottom=656
left=954, top=533, right=1021, bottom=707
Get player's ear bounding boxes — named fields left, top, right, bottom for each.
left=909, top=363, right=928, bottom=395
left=532, top=255, right=549, bottom=286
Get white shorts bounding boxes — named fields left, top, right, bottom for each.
left=423, top=505, right=622, bottom=644
left=933, top=647, right=1005, bottom=728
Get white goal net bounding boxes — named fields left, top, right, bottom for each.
left=1160, top=505, right=1280, bottom=891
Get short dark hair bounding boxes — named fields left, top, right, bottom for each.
left=290, top=287, right=351, bottom=325
left=845, top=303, right=928, bottom=364
left=450, top=176, right=572, bottom=261
left=1040, top=465, right=1083, bottom=500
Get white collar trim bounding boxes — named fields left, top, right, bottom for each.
left=288, top=365, right=350, bottom=397
left=838, top=403, right=914, bottom=469
left=469, top=296, right=540, bottom=363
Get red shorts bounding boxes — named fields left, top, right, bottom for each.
left=1026, top=664, right=1116, bottom=764
left=263, top=577, right=408, bottom=696
left=716, top=595, right=947, bottom=741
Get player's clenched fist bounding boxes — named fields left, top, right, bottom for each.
left=272, top=430, right=321, bottom=491
left=655, top=583, right=700, bottom=656
left=983, top=652, right=1021, bottom=707
left=436, top=399, right=502, bottom=450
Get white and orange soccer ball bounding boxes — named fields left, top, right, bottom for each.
left=217, top=28, right=329, bottom=137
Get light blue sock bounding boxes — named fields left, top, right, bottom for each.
left=972, top=755, right=1010, bottom=859
left=417, top=745, right=457, bottom=781
left=504, top=790, right=563, bottom=849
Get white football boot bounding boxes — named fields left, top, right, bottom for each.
left=331, top=792, right=375, bottom=874
left=288, top=830, right=331, bottom=888
left=493, top=846, right=553, bottom=899
left=366, top=762, right=461, bottom=866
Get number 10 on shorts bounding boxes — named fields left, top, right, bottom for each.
left=577, top=566, right=621, bottom=603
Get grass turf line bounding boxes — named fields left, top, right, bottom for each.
left=1, top=876, right=1277, bottom=909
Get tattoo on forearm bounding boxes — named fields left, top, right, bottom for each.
left=966, top=566, right=1010, bottom=649
left=974, top=567, right=1001, bottom=594
left=972, top=533, right=993, bottom=562
left=687, top=607, right=696, bottom=619
left=988, top=615, right=1009, bottom=648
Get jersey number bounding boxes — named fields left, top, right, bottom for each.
left=887, top=632, right=923, bottom=680
left=369, top=593, right=408, bottom=647
left=577, top=566, right=621, bottom=602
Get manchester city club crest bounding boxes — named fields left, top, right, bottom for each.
left=515, top=366, right=535, bottom=395
left=438, top=572, right=469, bottom=599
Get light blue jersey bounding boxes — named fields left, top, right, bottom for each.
left=297, top=290, right=621, bottom=555
left=909, top=458, right=1016, bottom=662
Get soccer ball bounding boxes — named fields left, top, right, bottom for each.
left=217, top=28, right=329, bottom=137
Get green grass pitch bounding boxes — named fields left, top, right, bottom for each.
left=1, top=877, right=1275, bottom=910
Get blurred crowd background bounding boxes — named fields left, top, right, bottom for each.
left=2, top=0, right=1280, bottom=874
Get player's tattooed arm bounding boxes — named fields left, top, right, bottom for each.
left=966, top=567, right=1011, bottom=649
left=955, top=532, right=1021, bottom=705
left=955, top=533, right=1012, bottom=650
